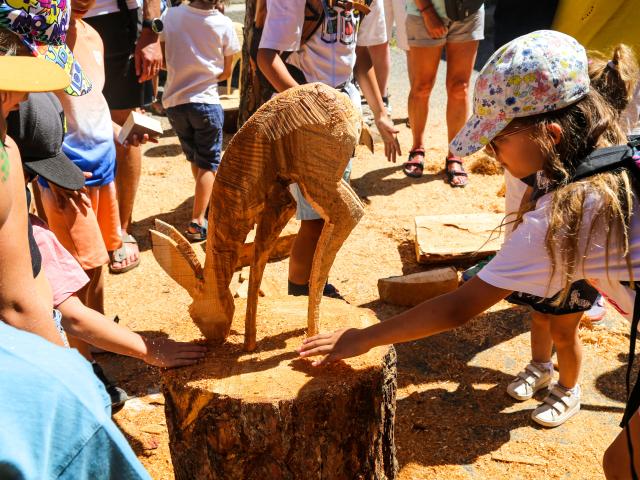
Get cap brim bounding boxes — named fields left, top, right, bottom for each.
left=30, top=43, right=92, bottom=97
left=0, top=57, right=70, bottom=92
left=24, top=150, right=86, bottom=191
left=449, top=114, right=512, bottom=157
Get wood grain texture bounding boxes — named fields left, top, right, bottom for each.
left=377, top=267, right=459, bottom=306
left=162, top=296, right=398, bottom=480
left=414, top=213, right=505, bottom=266
left=151, top=83, right=365, bottom=350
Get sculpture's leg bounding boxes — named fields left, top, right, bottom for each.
left=307, top=180, right=364, bottom=336
left=245, top=186, right=296, bottom=351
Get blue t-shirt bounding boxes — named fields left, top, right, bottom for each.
left=0, top=322, right=151, bottom=480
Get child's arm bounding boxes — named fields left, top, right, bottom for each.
left=354, top=47, right=401, bottom=163
left=257, top=49, right=299, bottom=93
left=218, top=54, right=235, bottom=82
left=0, top=138, right=64, bottom=346
left=58, top=295, right=207, bottom=368
left=298, top=276, right=511, bottom=365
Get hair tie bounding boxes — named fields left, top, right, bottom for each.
left=607, top=60, right=619, bottom=71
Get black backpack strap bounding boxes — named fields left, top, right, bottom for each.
left=571, top=145, right=634, bottom=182
left=621, top=288, right=640, bottom=479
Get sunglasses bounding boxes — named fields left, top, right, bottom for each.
left=485, top=125, right=536, bottom=158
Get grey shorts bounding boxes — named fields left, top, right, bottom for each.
left=406, top=6, right=485, bottom=48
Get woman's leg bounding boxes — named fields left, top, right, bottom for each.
left=407, top=45, right=443, bottom=155
left=604, top=411, right=640, bottom=479
left=443, top=40, right=479, bottom=185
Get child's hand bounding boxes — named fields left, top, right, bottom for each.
left=374, top=116, right=402, bottom=163
left=123, top=133, right=159, bottom=148
left=49, top=183, right=92, bottom=210
left=297, top=328, right=370, bottom=366
left=142, top=337, right=208, bottom=368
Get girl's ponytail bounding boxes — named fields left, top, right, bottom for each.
left=589, top=44, right=639, bottom=115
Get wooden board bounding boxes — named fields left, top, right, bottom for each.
left=414, top=213, right=505, bottom=266
left=378, top=267, right=459, bottom=306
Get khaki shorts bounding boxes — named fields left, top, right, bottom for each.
left=40, top=182, right=122, bottom=270
left=406, top=6, right=485, bottom=48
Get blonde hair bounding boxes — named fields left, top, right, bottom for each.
left=511, top=88, right=632, bottom=303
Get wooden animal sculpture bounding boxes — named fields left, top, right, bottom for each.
left=150, top=82, right=372, bottom=351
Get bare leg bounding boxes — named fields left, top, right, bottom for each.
left=78, top=266, right=105, bottom=314
left=444, top=40, right=479, bottom=185
left=530, top=311, right=553, bottom=364
left=245, top=187, right=296, bottom=350
left=407, top=45, right=443, bottom=173
left=549, top=311, right=583, bottom=389
left=191, top=168, right=215, bottom=227
left=111, top=108, right=142, bottom=235
left=604, top=409, right=640, bottom=479
left=288, top=218, right=324, bottom=286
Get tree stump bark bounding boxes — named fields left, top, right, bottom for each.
left=162, top=296, right=397, bottom=480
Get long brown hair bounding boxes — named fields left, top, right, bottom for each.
left=589, top=44, right=639, bottom=115
left=510, top=87, right=631, bottom=302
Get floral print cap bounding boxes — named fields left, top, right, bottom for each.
left=450, top=30, right=589, bottom=157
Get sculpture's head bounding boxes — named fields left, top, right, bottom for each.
left=189, top=289, right=235, bottom=342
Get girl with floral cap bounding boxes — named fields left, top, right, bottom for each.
left=298, top=30, right=640, bottom=477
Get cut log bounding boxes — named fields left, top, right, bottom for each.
left=414, top=213, right=505, bottom=267
left=162, top=296, right=397, bottom=480
left=378, top=268, right=458, bottom=306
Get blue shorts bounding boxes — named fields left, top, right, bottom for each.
left=166, top=103, right=224, bottom=172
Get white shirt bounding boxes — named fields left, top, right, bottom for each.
left=160, top=6, right=240, bottom=108
left=479, top=192, right=640, bottom=320
left=259, top=0, right=387, bottom=88
left=86, top=0, right=140, bottom=18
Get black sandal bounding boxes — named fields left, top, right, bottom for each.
left=403, top=148, right=425, bottom=178
left=445, top=156, right=468, bottom=188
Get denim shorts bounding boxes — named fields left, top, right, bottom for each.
left=405, top=6, right=485, bottom=48
left=166, top=103, right=224, bottom=172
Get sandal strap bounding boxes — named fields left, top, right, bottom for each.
left=543, top=386, right=573, bottom=413
left=121, top=233, right=138, bottom=244
left=445, top=157, right=464, bottom=166
left=408, top=149, right=425, bottom=162
left=515, top=364, right=544, bottom=385
left=111, top=246, right=127, bottom=263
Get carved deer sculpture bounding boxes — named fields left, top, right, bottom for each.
left=150, top=83, right=372, bottom=351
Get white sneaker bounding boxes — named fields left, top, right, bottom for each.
left=507, top=362, right=552, bottom=401
left=532, top=384, right=581, bottom=428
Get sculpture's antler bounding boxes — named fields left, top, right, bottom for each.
left=150, top=219, right=204, bottom=296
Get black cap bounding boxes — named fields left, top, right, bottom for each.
left=6, top=93, right=85, bottom=191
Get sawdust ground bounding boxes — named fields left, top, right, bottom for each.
left=99, top=113, right=631, bottom=480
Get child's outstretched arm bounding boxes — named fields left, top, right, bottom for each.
left=298, top=277, right=511, bottom=366
left=58, top=295, right=207, bottom=368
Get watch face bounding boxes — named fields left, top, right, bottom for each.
left=151, top=18, right=164, bottom=33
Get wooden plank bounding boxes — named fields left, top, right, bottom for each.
left=378, top=267, right=459, bottom=306
left=414, top=213, right=505, bottom=266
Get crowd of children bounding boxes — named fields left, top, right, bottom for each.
left=1, top=0, right=640, bottom=478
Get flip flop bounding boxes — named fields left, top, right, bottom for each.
left=184, top=219, right=208, bottom=243
left=445, top=156, right=468, bottom=188
left=403, top=148, right=425, bottom=178
left=108, top=233, right=140, bottom=274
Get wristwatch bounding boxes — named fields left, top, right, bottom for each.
left=142, top=18, right=164, bottom=34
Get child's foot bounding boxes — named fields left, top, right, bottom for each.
left=532, top=383, right=581, bottom=427
left=507, top=361, right=553, bottom=401
left=184, top=219, right=208, bottom=242
left=288, top=280, right=345, bottom=300
left=92, top=362, right=128, bottom=414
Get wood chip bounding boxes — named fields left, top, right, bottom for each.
left=491, top=453, right=548, bottom=466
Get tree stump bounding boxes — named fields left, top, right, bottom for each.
left=162, top=296, right=397, bottom=480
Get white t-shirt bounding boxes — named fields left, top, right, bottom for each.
left=86, top=0, right=140, bottom=17
left=259, top=0, right=387, bottom=88
left=478, top=192, right=640, bottom=320
left=160, top=6, right=240, bottom=108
